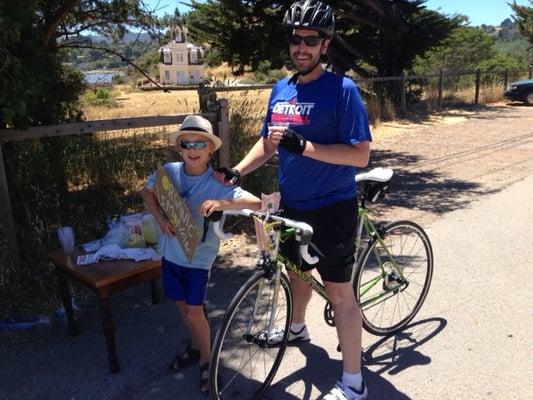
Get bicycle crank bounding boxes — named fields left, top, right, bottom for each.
left=324, top=302, right=336, bottom=327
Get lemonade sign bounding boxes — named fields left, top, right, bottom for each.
left=153, top=163, right=200, bottom=262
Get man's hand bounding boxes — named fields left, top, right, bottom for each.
left=214, top=167, right=241, bottom=186
left=279, top=128, right=307, bottom=155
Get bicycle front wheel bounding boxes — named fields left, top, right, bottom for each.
left=355, top=220, right=433, bottom=336
left=209, top=271, right=292, bottom=400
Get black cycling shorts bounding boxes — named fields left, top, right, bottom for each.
left=280, top=197, right=357, bottom=283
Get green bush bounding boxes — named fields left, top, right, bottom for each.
left=80, top=88, right=120, bottom=107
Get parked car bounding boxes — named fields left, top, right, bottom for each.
left=504, top=79, right=533, bottom=105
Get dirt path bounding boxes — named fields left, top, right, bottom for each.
left=368, top=103, right=533, bottom=226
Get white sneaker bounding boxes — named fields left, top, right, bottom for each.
left=324, top=380, right=368, bottom=400
left=257, top=325, right=310, bottom=345
left=288, top=325, right=310, bottom=342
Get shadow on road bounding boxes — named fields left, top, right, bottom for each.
left=363, top=317, right=447, bottom=376
left=366, top=149, right=484, bottom=216
left=264, top=317, right=446, bottom=400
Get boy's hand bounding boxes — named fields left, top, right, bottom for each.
left=198, top=200, right=223, bottom=217
left=158, top=218, right=176, bottom=236
left=214, top=167, right=241, bottom=186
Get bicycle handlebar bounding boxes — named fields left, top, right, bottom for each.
left=209, top=209, right=319, bottom=265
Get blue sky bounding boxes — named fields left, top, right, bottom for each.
left=146, top=0, right=530, bottom=26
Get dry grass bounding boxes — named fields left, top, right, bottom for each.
left=442, top=82, right=505, bottom=105
left=82, top=86, right=200, bottom=120
left=82, top=85, right=271, bottom=121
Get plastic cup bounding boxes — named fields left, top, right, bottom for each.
left=57, top=226, right=75, bottom=253
left=267, top=121, right=289, bottom=130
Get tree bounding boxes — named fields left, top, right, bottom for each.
left=414, top=26, right=496, bottom=73
left=185, top=0, right=287, bottom=74
left=0, top=0, right=160, bottom=128
left=185, top=0, right=458, bottom=77
left=0, top=1, right=162, bottom=259
left=510, top=1, right=533, bottom=44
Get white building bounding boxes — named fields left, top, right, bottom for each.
left=158, top=24, right=205, bottom=85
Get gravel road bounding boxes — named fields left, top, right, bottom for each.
left=1, top=103, right=531, bottom=400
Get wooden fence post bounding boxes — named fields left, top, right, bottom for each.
left=529, top=66, right=532, bottom=79
left=0, top=143, right=19, bottom=265
left=217, top=99, right=230, bottom=167
left=503, top=68, right=509, bottom=89
left=400, top=72, right=407, bottom=115
left=474, top=69, right=481, bottom=104
left=438, top=69, right=444, bottom=109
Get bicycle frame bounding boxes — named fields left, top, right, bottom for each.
left=242, top=204, right=410, bottom=338
left=354, top=207, right=409, bottom=309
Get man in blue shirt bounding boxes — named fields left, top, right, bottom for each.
left=218, top=1, right=371, bottom=399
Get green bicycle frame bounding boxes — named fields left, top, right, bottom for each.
left=257, top=208, right=410, bottom=321
left=355, top=207, right=408, bottom=309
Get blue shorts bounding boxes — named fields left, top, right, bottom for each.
left=161, top=258, right=210, bottom=305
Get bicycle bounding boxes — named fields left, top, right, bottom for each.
left=208, top=167, right=434, bottom=400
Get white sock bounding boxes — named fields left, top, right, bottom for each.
left=342, top=371, right=363, bottom=390
left=290, top=322, right=305, bottom=332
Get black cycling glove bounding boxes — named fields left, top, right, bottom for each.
left=279, top=128, right=307, bottom=155
left=216, top=167, right=241, bottom=185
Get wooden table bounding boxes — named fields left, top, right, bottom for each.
left=49, top=250, right=162, bottom=373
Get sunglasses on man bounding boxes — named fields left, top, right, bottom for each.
left=179, top=140, right=208, bottom=150
left=288, top=34, right=324, bottom=47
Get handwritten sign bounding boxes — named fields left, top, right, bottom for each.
left=153, top=164, right=200, bottom=262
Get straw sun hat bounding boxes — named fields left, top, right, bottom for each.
left=170, top=115, right=222, bottom=151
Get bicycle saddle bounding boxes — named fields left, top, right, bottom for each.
left=355, top=167, right=394, bottom=183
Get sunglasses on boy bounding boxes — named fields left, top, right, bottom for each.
left=288, top=33, right=324, bottom=47
left=179, top=140, right=209, bottom=150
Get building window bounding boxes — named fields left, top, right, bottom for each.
left=176, top=52, right=184, bottom=63
left=190, top=50, right=198, bottom=64
left=162, top=49, right=172, bottom=65
left=175, top=30, right=182, bottom=43
left=164, top=70, right=170, bottom=82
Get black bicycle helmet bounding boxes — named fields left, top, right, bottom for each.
left=283, top=0, right=335, bottom=38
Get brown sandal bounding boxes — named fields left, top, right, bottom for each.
left=168, top=344, right=200, bottom=372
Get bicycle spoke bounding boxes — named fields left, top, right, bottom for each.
left=356, top=221, right=433, bottom=336
left=212, top=273, right=292, bottom=399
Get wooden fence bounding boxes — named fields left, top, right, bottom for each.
left=1, top=65, right=531, bottom=265
left=0, top=97, right=230, bottom=265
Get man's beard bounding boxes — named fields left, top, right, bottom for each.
left=297, top=59, right=321, bottom=76
left=291, top=52, right=321, bottom=76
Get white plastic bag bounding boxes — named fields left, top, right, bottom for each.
left=101, top=221, right=129, bottom=248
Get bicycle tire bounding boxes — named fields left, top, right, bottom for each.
left=209, top=271, right=292, bottom=400
left=355, top=220, right=433, bottom=336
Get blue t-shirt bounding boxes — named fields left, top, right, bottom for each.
left=260, top=71, right=372, bottom=210
left=145, top=163, right=246, bottom=270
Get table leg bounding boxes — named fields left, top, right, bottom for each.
left=97, top=295, right=120, bottom=374
left=150, top=278, right=160, bottom=304
left=56, top=270, right=79, bottom=337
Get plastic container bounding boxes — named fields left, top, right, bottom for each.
left=142, top=213, right=158, bottom=245
left=0, top=315, right=50, bottom=332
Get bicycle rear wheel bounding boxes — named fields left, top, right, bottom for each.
left=209, top=271, right=292, bottom=400
left=355, top=220, right=433, bottom=336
